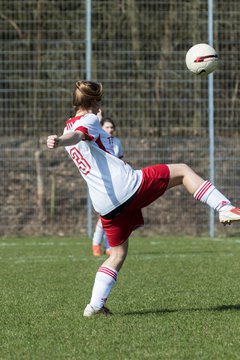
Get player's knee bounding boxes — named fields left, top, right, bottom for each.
left=179, top=163, right=192, bottom=175
left=109, top=248, right=128, bottom=266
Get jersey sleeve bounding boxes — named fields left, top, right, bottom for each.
left=73, top=114, right=100, bottom=141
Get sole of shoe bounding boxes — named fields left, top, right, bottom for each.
left=221, top=219, right=240, bottom=225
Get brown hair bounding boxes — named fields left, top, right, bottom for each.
left=73, top=80, right=103, bottom=112
left=100, top=117, right=116, bottom=130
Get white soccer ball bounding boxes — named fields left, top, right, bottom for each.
left=185, top=43, right=218, bottom=76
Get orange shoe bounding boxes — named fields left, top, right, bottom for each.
left=104, top=248, right=111, bottom=256
left=219, top=207, right=240, bottom=225
left=92, top=245, right=101, bottom=256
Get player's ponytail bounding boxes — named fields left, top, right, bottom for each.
left=73, top=80, right=103, bottom=112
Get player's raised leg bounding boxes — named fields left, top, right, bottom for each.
left=83, top=239, right=129, bottom=317
left=167, top=163, right=240, bottom=225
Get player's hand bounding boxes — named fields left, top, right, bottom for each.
left=47, top=135, right=59, bottom=149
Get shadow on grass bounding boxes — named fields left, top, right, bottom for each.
left=124, top=304, right=240, bottom=316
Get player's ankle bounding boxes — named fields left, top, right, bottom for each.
left=218, top=203, right=234, bottom=212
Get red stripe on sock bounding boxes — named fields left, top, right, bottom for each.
left=194, top=181, right=210, bottom=199
left=196, top=182, right=212, bottom=200
left=100, top=267, right=117, bottom=280
left=98, top=267, right=117, bottom=281
left=99, top=268, right=117, bottom=281
left=195, top=181, right=212, bottom=200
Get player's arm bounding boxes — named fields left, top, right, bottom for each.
left=47, top=130, right=88, bottom=149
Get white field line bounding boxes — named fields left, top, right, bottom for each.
left=2, top=255, right=89, bottom=264
left=131, top=253, right=234, bottom=260
left=2, top=252, right=234, bottom=265
left=0, top=250, right=234, bottom=264
left=0, top=243, right=18, bottom=246
left=0, top=238, right=239, bottom=248
left=150, top=238, right=240, bottom=245
left=0, top=242, right=74, bottom=247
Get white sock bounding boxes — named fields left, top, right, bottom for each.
left=194, top=180, right=233, bottom=212
left=92, top=222, right=104, bottom=246
left=90, top=266, right=118, bottom=310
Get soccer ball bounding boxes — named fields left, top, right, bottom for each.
left=185, top=43, right=218, bottom=76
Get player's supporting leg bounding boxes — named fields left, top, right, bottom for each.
left=83, top=239, right=128, bottom=317
left=92, top=219, right=104, bottom=256
left=103, top=233, right=110, bottom=255
left=167, top=163, right=240, bottom=225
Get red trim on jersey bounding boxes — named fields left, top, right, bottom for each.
left=75, top=125, right=94, bottom=141
left=65, top=116, right=85, bottom=131
left=65, top=115, right=83, bottom=125
left=95, top=135, right=111, bottom=153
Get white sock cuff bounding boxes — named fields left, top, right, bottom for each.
left=194, top=180, right=215, bottom=202
left=98, top=266, right=118, bottom=281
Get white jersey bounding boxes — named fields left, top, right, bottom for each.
left=112, top=136, right=123, bottom=158
left=64, top=114, right=142, bottom=216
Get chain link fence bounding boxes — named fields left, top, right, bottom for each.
left=1, top=0, right=240, bottom=237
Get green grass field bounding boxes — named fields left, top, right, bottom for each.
left=1, top=235, right=240, bottom=360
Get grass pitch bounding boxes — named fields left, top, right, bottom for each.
left=1, top=235, right=240, bottom=359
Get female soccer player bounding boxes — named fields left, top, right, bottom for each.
left=47, top=80, right=240, bottom=317
left=92, top=116, right=124, bottom=257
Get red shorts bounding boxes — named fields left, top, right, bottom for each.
left=100, top=164, right=170, bottom=247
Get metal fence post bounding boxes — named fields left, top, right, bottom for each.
left=208, top=0, right=215, bottom=238
left=86, top=0, right=92, bottom=238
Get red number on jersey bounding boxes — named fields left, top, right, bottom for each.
left=70, top=147, right=91, bottom=175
